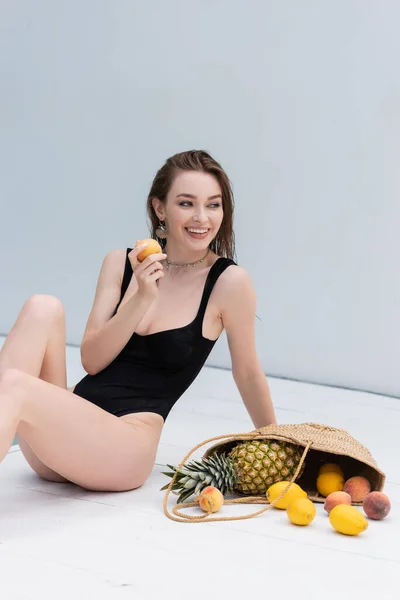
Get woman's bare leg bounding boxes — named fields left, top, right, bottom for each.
left=0, top=295, right=72, bottom=482
left=0, top=368, right=163, bottom=491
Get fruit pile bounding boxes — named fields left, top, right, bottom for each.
left=196, top=462, right=391, bottom=536
left=313, top=462, right=391, bottom=534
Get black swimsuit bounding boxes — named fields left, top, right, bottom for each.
left=72, top=250, right=237, bottom=421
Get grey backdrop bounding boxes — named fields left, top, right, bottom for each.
left=1, top=1, right=399, bottom=397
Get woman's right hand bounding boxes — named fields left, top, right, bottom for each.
left=128, top=244, right=167, bottom=301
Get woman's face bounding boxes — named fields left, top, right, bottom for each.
left=161, top=170, right=224, bottom=250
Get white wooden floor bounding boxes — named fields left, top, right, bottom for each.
left=0, top=338, right=399, bottom=599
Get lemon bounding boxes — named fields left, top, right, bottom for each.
left=266, top=481, right=307, bottom=510
left=329, top=504, right=368, bottom=536
left=318, top=463, right=344, bottom=477
left=287, top=497, right=316, bottom=526
left=316, top=472, right=344, bottom=497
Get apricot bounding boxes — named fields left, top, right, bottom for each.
left=198, top=486, right=224, bottom=514
left=135, top=238, right=162, bottom=262
left=343, top=476, right=371, bottom=503
left=363, top=491, right=391, bottom=520
left=324, top=491, right=352, bottom=514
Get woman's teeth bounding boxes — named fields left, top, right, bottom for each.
left=186, top=228, right=209, bottom=239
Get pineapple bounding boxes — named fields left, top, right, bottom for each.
left=162, top=439, right=304, bottom=503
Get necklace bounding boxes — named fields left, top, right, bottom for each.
left=164, top=248, right=210, bottom=272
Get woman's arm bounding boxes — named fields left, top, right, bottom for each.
left=220, top=266, right=277, bottom=428
left=80, top=249, right=152, bottom=375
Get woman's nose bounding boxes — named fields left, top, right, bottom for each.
left=193, top=209, right=207, bottom=223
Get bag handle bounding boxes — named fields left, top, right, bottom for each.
left=162, top=431, right=313, bottom=523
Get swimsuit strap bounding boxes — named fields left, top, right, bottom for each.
left=120, top=248, right=134, bottom=301
left=195, top=257, right=237, bottom=328
left=113, top=248, right=133, bottom=314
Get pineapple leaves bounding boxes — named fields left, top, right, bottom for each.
left=160, top=454, right=237, bottom=502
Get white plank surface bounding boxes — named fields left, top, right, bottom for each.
left=0, top=339, right=398, bottom=599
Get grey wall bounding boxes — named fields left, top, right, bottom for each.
left=1, top=1, right=399, bottom=397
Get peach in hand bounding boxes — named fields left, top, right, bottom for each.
left=198, top=486, right=224, bottom=514
left=135, top=238, right=162, bottom=262
left=343, top=476, right=371, bottom=503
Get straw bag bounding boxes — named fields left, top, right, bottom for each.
left=162, top=422, right=386, bottom=523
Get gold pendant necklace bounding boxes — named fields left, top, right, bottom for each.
left=164, top=248, right=210, bottom=272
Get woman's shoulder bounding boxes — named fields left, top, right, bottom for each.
left=97, top=248, right=129, bottom=284
left=212, top=255, right=255, bottom=298
left=212, top=257, right=257, bottom=334
left=100, top=248, right=129, bottom=269
left=102, top=248, right=128, bottom=263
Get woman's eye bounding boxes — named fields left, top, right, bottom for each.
left=179, top=202, right=221, bottom=208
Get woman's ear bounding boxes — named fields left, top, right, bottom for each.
left=152, top=197, right=165, bottom=220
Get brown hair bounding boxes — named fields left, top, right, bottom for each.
left=146, top=150, right=236, bottom=261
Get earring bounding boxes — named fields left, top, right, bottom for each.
left=155, top=220, right=167, bottom=239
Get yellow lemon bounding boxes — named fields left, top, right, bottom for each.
left=266, top=481, right=307, bottom=510
left=316, top=472, right=344, bottom=497
left=329, top=504, right=368, bottom=536
left=287, top=497, right=316, bottom=526
left=318, top=463, right=344, bottom=478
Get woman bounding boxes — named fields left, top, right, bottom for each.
left=0, top=150, right=276, bottom=492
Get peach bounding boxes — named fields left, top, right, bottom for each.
left=198, top=486, right=224, bottom=513
left=363, top=491, right=391, bottom=520
left=324, top=491, right=352, bottom=514
left=343, top=476, right=371, bottom=502
left=135, top=238, right=162, bottom=262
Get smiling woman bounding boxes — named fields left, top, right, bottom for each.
left=146, top=150, right=235, bottom=261
left=0, top=149, right=276, bottom=493
left=151, top=171, right=224, bottom=263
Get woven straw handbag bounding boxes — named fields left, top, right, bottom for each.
left=162, top=422, right=386, bottom=523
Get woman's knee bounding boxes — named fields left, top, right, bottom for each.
left=24, top=294, right=64, bottom=322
